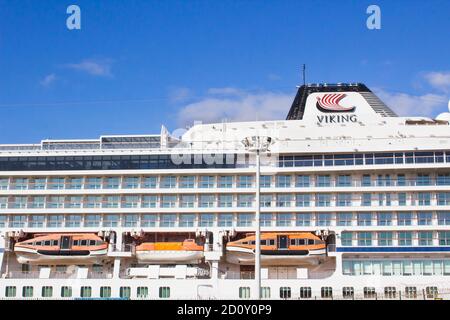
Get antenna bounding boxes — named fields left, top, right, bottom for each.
left=302, top=64, right=306, bottom=86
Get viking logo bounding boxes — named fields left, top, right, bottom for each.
left=316, top=93, right=356, bottom=113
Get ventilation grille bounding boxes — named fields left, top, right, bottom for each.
left=360, top=92, right=397, bottom=117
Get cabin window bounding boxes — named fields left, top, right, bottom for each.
left=80, top=286, right=92, bottom=298
left=35, top=241, right=42, bottom=246
left=142, top=176, right=157, bottom=188
left=29, top=214, right=45, bottom=226
left=300, top=287, right=311, bottom=299
left=104, top=177, right=120, bottom=189
left=260, top=213, right=273, bottom=226
left=342, top=287, right=354, bottom=299
left=41, top=286, right=53, bottom=298
left=261, top=287, right=271, bottom=299
left=218, top=176, right=233, bottom=188
left=179, top=176, right=195, bottom=188
left=279, top=287, right=291, bottom=299
left=21, top=264, right=31, bottom=273
left=218, top=195, right=233, bottom=208
left=0, top=215, right=6, bottom=227
left=250, top=241, right=255, bottom=245
left=44, top=240, right=51, bottom=246
left=238, top=194, right=254, bottom=207
left=384, top=287, right=396, bottom=299
left=290, top=239, right=296, bottom=246
left=321, top=287, right=333, bottom=298
left=5, top=286, right=16, bottom=297
left=73, top=240, right=79, bottom=246
left=237, top=213, right=254, bottom=227
left=159, top=287, right=170, bottom=298
left=298, top=239, right=305, bottom=245
left=9, top=215, right=27, bottom=227
left=52, top=240, right=58, bottom=246
left=296, top=213, right=311, bottom=226
left=141, top=196, right=157, bottom=209
left=364, top=287, right=376, bottom=299
left=141, top=214, right=157, bottom=227
left=308, top=239, right=314, bottom=245
left=405, top=287, right=417, bottom=299
left=199, top=176, right=215, bottom=188
left=100, top=286, right=111, bottom=298
left=61, top=286, right=72, bottom=298
left=120, top=287, right=131, bottom=299
left=269, top=239, right=275, bottom=246
left=65, top=214, right=82, bottom=227
left=160, top=176, right=176, bottom=188
left=276, top=213, right=292, bottom=226
left=80, top=240, right=88, bottom=246
left=122, top=214, right=139, bottom=227
left=47, top=215, right=64, bottom=228
left=218, top=214, right=233, bottom=227
left=22, top=286, right=33, bottom=298
left=85, top=214, right=101, bottom=227
left=426, top=287, right=438, bottom=299
left=199, top=214, right=215, bottom=227
left=160, top=214, right=177, bottom=227
left=89, top=240, right=96, bottom=246
left=276, top=175, right=292, bottom=188
left=238, top=287, right=250, bottom=299
left=123, top=176, right=140, bottom=189
left=137, top=287, right=148, bottom=298
left=237, top=175, right=253, bottom=188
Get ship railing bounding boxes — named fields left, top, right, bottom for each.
left=2, top=178, right=449, bottom=192
left=223, top=271, right=255, bottom=279
left=111, top=243, right=135, bottom=253
left=87, top=271, right=113, bottom=279
left=6, top=271, right=40, bottom=279
left=50, top=271, right=78, bottom=279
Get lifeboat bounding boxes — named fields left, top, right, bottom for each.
left=226, top=232, right=326, bottom=266
left=14, top=233, right=109, bottom=265
left=135, top=239, right=204, bottom=264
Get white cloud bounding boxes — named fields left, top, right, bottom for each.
left=65, top=58, right=113, bottom=77
left=374, top=88, right=447, bottom=117
left=423, top=71, right=450, bottom=92
left=267, top=73, right=281, bottom=81
left=168, top=87, right=192, bottom=103
left=207, top=87, right=244, bottom=96
left=176, top=88, right=292, bottom=126
left=39, top=73, right=57, bottom=87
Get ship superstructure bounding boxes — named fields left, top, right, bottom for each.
left=0, top=83, right=449, bottom=300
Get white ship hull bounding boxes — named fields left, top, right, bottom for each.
left=0, top=82, right=448, bottom=299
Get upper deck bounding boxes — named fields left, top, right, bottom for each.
left=0, top=83, right=448, bottom=159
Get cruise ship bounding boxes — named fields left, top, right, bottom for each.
left=0, top=83, right=450, bottom=300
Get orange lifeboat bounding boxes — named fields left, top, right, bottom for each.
left=135, top=239, right=204, bottom=264
left=226, top=232, right=326, bottom=266
left=14, top=233, right=109, bottom=265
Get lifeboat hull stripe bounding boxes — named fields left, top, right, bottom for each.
left=260, top=250, right=309, bottom=256
left=37, top=250, right=91, bottom=256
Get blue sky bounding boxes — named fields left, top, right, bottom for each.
left=0, top=0, right=449, bottom=143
